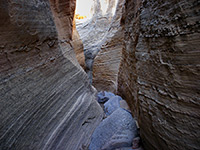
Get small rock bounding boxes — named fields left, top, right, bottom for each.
left=97, top=92, right=109, bottom=103
left=104, top=95, right=122, bottom=116
left=104, top=91, right=115, bottom=99
left=89, top=108, right=138, bottom=150
left=97, top=91, right=115, bottom=103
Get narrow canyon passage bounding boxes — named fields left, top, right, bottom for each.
left=0, top=0, right=199, bottom=150
left=75, top=0, right=200, bottom=150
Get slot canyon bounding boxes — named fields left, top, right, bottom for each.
left=0, top=0, right=199, bottom=150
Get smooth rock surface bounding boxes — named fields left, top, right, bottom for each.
left=118, top=0, right=200, bottom=150
left=0, top=0, right=103, bottom=150
left=104, top=95, right=122, bottom=116
left=89, top=108, right=138, bottom=150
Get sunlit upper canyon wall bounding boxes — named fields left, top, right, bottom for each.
left=76, top=0, right=124, bottom=93
left=0, top=0, right=103, bottom=149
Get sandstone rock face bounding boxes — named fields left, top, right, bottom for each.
left=76, top=0, right=123, bottom=88
left=72, top=19, right=85, bottom=70
left=92, top=0, right=125, bottom=93
left=0, top=0, right=103, bottom=150
left=118, top=0, right=200, bottom=150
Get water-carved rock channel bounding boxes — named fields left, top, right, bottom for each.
left=0, top=0, right=199, bottom=150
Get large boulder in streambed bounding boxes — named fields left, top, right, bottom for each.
left=89, top=108, right=138, bottom=150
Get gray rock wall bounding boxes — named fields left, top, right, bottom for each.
left=118, top=0, right=200, bottom=150
left=0, top=0, right=103, bottom=149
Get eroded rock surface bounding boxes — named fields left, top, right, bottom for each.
left=76, top=0, right=123, bottom=89
left=72, top=18, right=86, bottom=70
left=118, top=0, right=200, bottom=150
left=92, top=0, right=125, bottom=93
left=0, top=0, right=103, bottom=149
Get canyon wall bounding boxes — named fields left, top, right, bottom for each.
left=72, top=22, right=85, bottom=70
left=76, top=0, right=121, bottom=84
left=118, top=0, right=200, bottom=150
left=0, top=0, right=103, bottom=149
left=92, top=0, right=125, bottom=93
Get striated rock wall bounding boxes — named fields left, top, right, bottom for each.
left=76, top=0, right=120, bottom=82
left=118, top=0, right=200, bottom=150
left=92, top=0, right=125, bottom=93
left=0, top=0, right=103, bottom=150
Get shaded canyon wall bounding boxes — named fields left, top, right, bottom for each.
left=92, top=0, right=125, bottom=93
left=0, top=0, right=103, bottom=150
left=118, top=0, right=200, bottom=150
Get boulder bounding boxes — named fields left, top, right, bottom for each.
left=89, top=108, right=138, bottom=150
left=104, top=95, right=122, bottom=116
left=97, top=91, right=116, bottom=103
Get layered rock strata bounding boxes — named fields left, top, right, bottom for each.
left=92, top=0, right=125, bottom=93
left=0, top=0, right=103, bottom=150
left=118, top=0, right=200, bottom=150
left=76, top=0, right=121, bottom=84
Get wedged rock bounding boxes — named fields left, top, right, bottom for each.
left=104, top=91, right=116, bottom=99
left=104, top=95, right=122, bottom=116
left=97, top=91, right=116, bottom=103
left=89, top=108, right=138, bottom=150
left=97, top=92, right=109, bottom=103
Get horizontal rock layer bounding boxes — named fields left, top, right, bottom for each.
left=118, top=0, right=200, bottom=150
left=0, top=0, right=103, bottom=150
